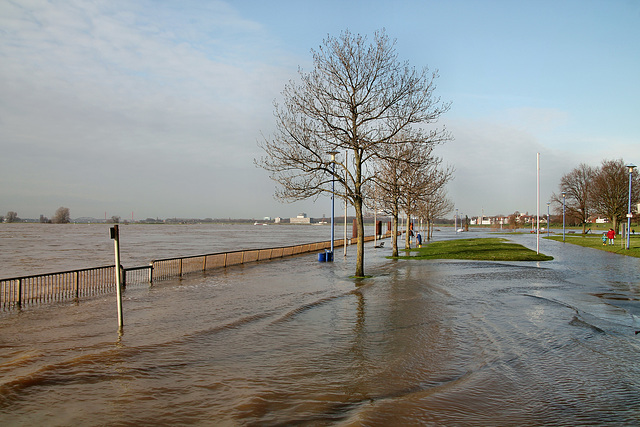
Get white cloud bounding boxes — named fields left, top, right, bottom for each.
left=0, top=0, right=301, bottom=218
left=437, top=117, right=574, bottom=217
left=2, top=1, right=638, bottom=221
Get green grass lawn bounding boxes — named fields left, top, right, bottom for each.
left=545, top=234, right=640, bottom=258
left=394, top=238, right=554, bottom=261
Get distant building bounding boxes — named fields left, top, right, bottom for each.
left=290, top=213, right=311, bottom=224
left=470, top=216, right=493, bottom=225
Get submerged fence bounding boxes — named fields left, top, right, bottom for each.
left=1, top=234, right=386, bottom=309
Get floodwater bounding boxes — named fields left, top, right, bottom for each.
left=0, top=223, right=364, bottom=279
left=1, top=225, right=640, bottom=425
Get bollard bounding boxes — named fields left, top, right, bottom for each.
left=326, top=250, right=333, bottom=262
left=110, top=225, right=124, bottom=331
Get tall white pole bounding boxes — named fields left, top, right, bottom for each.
left=537, top=152, right=540, bottom=254
left=455, top=208, right=458, bottom=232
left=627, top=165, right=636, bottom=249
left=374, top=188, right=377, bottom=247
left=344, top=151, right=348, bottom=257
left=330, top=153, right=337, bottom=260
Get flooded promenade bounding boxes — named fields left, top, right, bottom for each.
left=1, top=226, right=639, bottom=425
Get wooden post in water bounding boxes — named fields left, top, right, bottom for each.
left=74, top=271, right=79, bottom=299
left=17, top=278, right=22, bottom=308
left=110, top=225, right=124, bottom=331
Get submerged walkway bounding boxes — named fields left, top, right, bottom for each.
left=1, top=231, right=639, bottom=425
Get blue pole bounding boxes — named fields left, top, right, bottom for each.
left=326, top=151, right=338, bottom=262
left=331, top=160, right=335, bottom=258
left=627, top=167, right=633, bottom=249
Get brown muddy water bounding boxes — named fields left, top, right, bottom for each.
left=1, top=225, right=640, bottom=425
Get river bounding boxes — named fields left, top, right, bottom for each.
left=1, top=224, right=639, bottom=425
left=0, top=223, right=373, bottom=279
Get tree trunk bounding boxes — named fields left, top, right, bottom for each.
left=405, top=215, right=411, bottom=249
left=392, top=212, right=399, bottom=257
left=354, top=197, right=365, bottom=277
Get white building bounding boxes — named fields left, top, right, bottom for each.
left=290, top=213, right=311, bottom=224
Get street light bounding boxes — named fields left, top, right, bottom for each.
left=547, top=202, right=550, bottom=237
left=626, top=164, right=636, bottom=250
left=327, top=151, right=339, bottom=261
left=455, top=208, right=458, bottom=232
left=562, top=191, right=566, bottom=243
left=343, top=150, right=348, bottom=257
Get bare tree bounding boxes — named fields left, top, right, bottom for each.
left=399, top=157, right=452, bottom=249
left=551, top=163, right=595, bottom=233
left=370, top=135, right=452, bottom=256
left=5, top=211, right=19, bottom=223
left=508, top=212, right=519, bottom=231
left=257, top=30, right=451, bottom=276
left=52, top=207, right=71, bottom=224
left=400, top=156, right=428, bottom=251
left=590, top=159, right=640, bottom=231
left=372, top=142, right=414, bottom=257
left=419, top=188, right=454, bottom=241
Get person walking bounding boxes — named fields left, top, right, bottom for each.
left=602, top=232, right=607, bottom=246
left=607, top=228, right=616, bottom=245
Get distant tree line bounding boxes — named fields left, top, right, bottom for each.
left=2, top=207, right=71, bottom=224
left=2, top=211, right=20, bottom=223
left=551, top=159, right=639, bottom=233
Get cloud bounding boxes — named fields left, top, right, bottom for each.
left=0, top=0, right=301, bottom=219
left=437, top=116, right=573, bottom=217
left=3, top=1, right=638, bottom=221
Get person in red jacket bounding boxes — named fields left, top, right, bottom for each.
left=607, top=228, right=616, bottom=245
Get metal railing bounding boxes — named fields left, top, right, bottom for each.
left=1, top=234, right=392, bottom=309
left=1, top=265, right=117, bottom=308
left=148, top=239, right=348, bottom=281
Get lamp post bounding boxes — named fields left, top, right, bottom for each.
left=328, top=151, right=339, bottom=261
left=562, top=191, right=566, bottom=243
left=455, top=208, right=458, bottom=232
left=626, top=164, right=636, bottom=250
left=344, top=150, right=348, bottom=257
left=547, top=202, right=550, bottom=237
left=536, top=152, right=540, bottom=254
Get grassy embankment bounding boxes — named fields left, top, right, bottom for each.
left=545, top=234, right=640, bottom=258
left=394, top=238, right=554, bottom=261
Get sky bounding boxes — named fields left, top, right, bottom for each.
left=1, top=0, right=639, bottom=220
